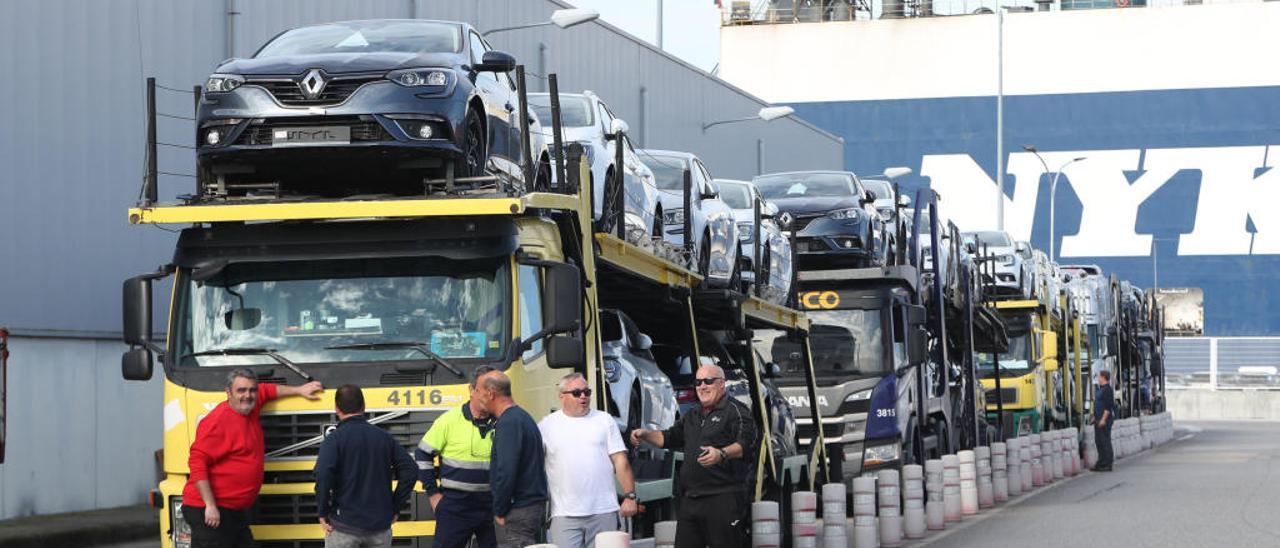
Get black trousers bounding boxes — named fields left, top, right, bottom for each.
left=675, top=492, right=749, bottom=548
left=182, top=505, right=256, bottom=548
left=1095, top=421, right=1114, bottom=469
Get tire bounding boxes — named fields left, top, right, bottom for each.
left=534, top=154, right=552, bottom=192
left=652, top=206, right=663, bottom=241
left=729, top=241, right=743, bottom=292
left=602, top=168, right=622, bottom=234
left=627, top=386, right=644, bottom=437
left=697, top=236, right=711, bottom=279
left=459, top=109, right=486, bottom=178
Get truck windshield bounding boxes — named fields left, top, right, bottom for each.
left=783, top=309, right=889, bottom=378
left=978, top=331, right=1032, bottom=374
left=174, top=257, right=509, bottom=368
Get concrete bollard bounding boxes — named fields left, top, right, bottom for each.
left=595, top=531, right=630, bottom=548
left=1030, top=434, right=1045, bottom=487
left=975, top=446, right=994, bottom=509
left=992, top=442, right=1009, bottom=502
left=1045, top=431, right=1061, bottom=483
left=924, top=459, right=945, bottom=531
left=1006, top=438, right=1023, bottom=497
left=852, top=476, right=877, bottom=545
left=820, top=483, right=847, bottom=547
left=655, top=520, right=678, bottom=548
left=878, top=470, right=903, bottom=547
left=902, top=465, right=926, bottom=539
left=941, top=454, right=961, bottom=522
left=752, top=501, right=781, bottom=548
left=792, top=491, right=818, bottom=548
left=957, top=450, right=978, bottom=516
left=1019, top=438, right=1033, bottom=492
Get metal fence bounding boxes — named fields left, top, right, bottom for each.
left=1166, top=337, right=1280, bottom=390
left=721, top=0, right=1265, bottom=23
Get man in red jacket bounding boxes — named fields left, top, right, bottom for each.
left=182, top=368, right=323, bottom=547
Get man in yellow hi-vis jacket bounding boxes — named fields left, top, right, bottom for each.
left=416, top=366, right=498, bottom=548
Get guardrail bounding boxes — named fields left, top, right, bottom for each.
left=1166, top=336, right=1280, bottom=390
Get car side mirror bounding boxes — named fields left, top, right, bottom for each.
left=634, top=333, right=653, bottom=351
left=763, top=202, right=779, bottom=218
left=965, top=242, right=977, bottom=254
left=861, top=191, right=875, bottom=205
left=609, top=118, right=629, bottom=135
left=898, top=194, right=911, bottom=207
left=764, top=361, right=782, bottom=378
left=701, top=188, right=719, bottom=200
left=475, top=50, right=517, bottom=73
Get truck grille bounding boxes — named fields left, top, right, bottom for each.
left=261, top=409, right=442, bottom=460
left=251, top=75, right=383, bottom=107
left=986, top=387, right=1019, bottom=405
left=236, top=116, right=391, bottom=146
left=797, top=421, right=845, bottom=444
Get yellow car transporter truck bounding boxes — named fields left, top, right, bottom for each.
left=120, top=75, right=826, bottom=547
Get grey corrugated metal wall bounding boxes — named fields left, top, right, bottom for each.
left=0, top=0, right=841, bottom=519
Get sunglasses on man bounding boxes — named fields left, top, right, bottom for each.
left=693, top=377, right=722, bottom=387
left=561, top=388, right=592, bottom=398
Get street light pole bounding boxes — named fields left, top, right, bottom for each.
left=996, top=8, right=1005, bottom=231
left=1048, top=157, right=1085, bottom=262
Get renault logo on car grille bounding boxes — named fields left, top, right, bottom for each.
left=299, top=69, right=327, bottom=99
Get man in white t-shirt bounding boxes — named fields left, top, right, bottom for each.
left=538, top=373, right=639, bottom=548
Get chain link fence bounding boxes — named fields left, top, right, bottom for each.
left=1166, top=337, right=1280, bottom=390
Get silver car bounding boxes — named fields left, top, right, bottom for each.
left=713, top=179, right=793, bottom=304
left=638, top=149, right=740, bottom=287
left=528, top=91, right=661, bottom=239
left=962, top=230, right=1031, bottom=297
left=600, top=309, right=678, bottom=434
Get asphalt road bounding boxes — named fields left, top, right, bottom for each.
left=97, top=421, right=1280, bottom=548
left=919, top=421, right=1280, bottom=547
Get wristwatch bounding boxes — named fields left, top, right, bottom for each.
left=623, top=491, right=638, bottom=501
left=717, top=447, right=728, bottom=460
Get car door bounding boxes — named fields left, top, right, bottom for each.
left=468, top=32, right=515, bottom=176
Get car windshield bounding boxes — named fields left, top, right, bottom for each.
left=969, top=231, right=1012, bottom=247
left=770, top=310, right=889, bottom=379
left=255, top=20, right=462, bottom=57
left=641, top=153, right=690, bottom=191
left=527, top=94, right=595, bottom=128
left=174, top=257, right=509, bottom=367
left=863, top=180, right=893, bottom=201
left=716, top=182, right=753, bottom=209
left=754, top=173, right=857, bottom=199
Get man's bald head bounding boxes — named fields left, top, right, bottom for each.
left=694, top=363, right=727, bottom=408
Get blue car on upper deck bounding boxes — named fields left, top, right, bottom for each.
left=195, top=19, right=549, bottom=198
left=754, top=170, right=886, bottom=269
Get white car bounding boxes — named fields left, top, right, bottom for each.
left=962, top=230, right=1031, bottom=297
left=638, top=149, right=741, bottom=288
left=713, top=179, right=793, bottom=304
left=527, top=91, right=662, bottom=239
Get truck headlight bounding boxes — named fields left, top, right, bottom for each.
left=827, top=207, right=862, bottom=221
left=171, top=496, right=192, bottom=548
left=863, top=442, right=902, bottom=467
left=845, top=389, right=872, bottom=404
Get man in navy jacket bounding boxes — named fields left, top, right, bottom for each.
left=315, top=385, right=418, bottom=547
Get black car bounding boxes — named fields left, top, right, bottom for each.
left=196, top=19, right=550, bottom=198
left=754, top=170, right=885, bottom=268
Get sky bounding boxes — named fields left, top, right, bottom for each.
left=566, top=0, right=723, bottom=73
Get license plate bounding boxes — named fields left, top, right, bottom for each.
left=272, top=126, right=350, bottom=147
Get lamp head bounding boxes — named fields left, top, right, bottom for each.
left=758, top=106, right=794, bottom=122
left=551, top=8, right=599, bottom=29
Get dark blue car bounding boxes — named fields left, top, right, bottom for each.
left=195, top=19, right=549, bottom=198
left=754, top=170, right=886, bottom=269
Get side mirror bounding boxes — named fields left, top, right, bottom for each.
left=546, top=335, right=584, bottom=369
left=763, top=202, right=779, bottom=218
left=609, top=118, right=629, bottom=135
left=1041, top=331, right=1059, bottom=369
left=123, top=275, right=153, bottom=347
left=122, top=347, right=154, bottom=381
left=544, top=262, right=583, bottom=335
left=906, top=304, right=926, bottom=327
left=897, top=194, right=911, bottom=207
left=634, top=333, right=653, bottom=351
left=861, top=191, right=875, bottom=205
left=965, top=242, right=977, bottom=254
left=908, top=327, right=928, bottom=367
left=475, top=50, right=517, bottom=73
left=764, top=361, right=782, bottom=378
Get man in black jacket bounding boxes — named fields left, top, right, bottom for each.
left=315, top=385, right=418, bottom=548
left=477, top=370, right=548, bottom=548
left=631, top=364, right=758, bottom=547
left=1093, top=370, right=1116, bottom=472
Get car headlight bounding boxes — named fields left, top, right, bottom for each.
left=170, top=496, right=192, bottom=548
left=827, top=207, right=862, bottom=221
left=998, top=254, right=1015, bottom=265
left=845, top=389, right=872, bottom=404
left=737, top=222, right=754, bottom=242
left=664, top=208, right=685, bottom=225
left=878, top=207, right=895, bottom=220
left=556, top=141, right=594, bottom=166
left=604, top=359, right=620, bottom=383
left=204, top=73, right=244, bottom=93
left=387, top=68, right=451, bottom=88
left=863, top=442, right=902, bottom=467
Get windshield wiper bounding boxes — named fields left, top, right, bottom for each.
left=324, top=342, right=464, bottom=378
left=182, top=347, right=315, bottom=382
